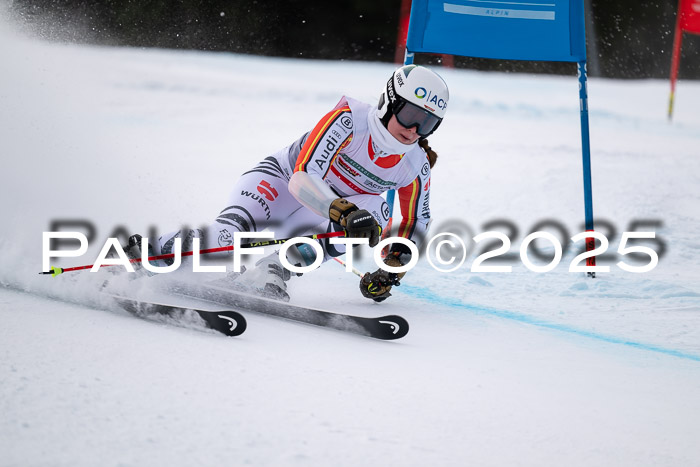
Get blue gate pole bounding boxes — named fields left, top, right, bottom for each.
left=578, top=60, right=596, bottom=273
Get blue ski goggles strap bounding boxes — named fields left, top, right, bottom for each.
left=393, top=99, right=442, bottom=137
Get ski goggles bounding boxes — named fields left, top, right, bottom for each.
left=393, top=99, right=443, bottom=137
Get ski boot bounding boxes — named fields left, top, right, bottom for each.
left=100, top=234, right=155, bottom=290
left=108, top=234, right=157, bottom=277
left=254, top=254, right=292, bottom=302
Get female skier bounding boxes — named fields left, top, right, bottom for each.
left=129, top=64, right=448, bottom=302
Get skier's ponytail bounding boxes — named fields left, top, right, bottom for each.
left=419, top=138, right=438, bottom=168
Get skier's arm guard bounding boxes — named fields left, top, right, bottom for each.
left=288, top=170, right=338, bottom=218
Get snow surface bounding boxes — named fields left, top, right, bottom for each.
left=1, top=15, right=700, bottom=467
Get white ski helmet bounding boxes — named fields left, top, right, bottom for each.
left=377, top=64, right=449, bottom=137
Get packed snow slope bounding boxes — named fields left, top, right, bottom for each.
left=2, top=24, right=700, bottom=467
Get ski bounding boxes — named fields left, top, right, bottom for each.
left=105, top=293, right=247, bottom=337
left=163, top=281, right=409, bottom=340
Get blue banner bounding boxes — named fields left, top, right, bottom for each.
left=406, top=0, right=586, bottom=62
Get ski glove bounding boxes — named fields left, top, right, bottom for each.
left=329, top=198, right=381, bottom=247
left=360, top=254, right=406, bottom=302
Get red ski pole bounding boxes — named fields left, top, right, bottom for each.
left=41, top=231, right=347, bottom=277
